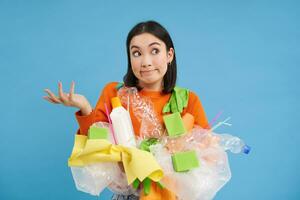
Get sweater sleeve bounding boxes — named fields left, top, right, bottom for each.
left=75, top=82, right=118, bottom=135
left=185, top=91, right=210, bottom=129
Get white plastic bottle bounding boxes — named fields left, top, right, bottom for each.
left=109, top=96, right=136, bottom=147
left=218, top=134, right=251, bottom=154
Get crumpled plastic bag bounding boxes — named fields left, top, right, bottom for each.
left=70, top=122, right=136, bottom=196
left=118, top=86, right=164, bottom=139
left=149, top=127, right=232, bottom=200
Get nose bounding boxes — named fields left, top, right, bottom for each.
left=142, top=63, right=151, bottom=68
left=141, top=55, right=152, bottom=68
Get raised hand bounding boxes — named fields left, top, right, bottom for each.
left=43, top=81, right=92, bottom=115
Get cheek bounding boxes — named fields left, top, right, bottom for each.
left=153, top=55, right=168, bottom=71
left=130, top=59, right=141, bottom=75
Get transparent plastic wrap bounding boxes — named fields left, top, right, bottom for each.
left=150, top=127, right=232, bottom=200
left=118, top=86, right=164, bottom=139
left=70, top=122, right=136, bottom=196
left=163, top=126, right=218, bottom=153
left=69, top=85, right=250, bottom=199
left=117, top=86, right=250, bottom=199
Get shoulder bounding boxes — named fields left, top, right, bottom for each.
left=186, top=89, right=205, bottom=109
left=97, top=82, right=122, bottom=99
left=187, top=90, right=206, bottom=111
left=103, top=81, right=119, bottom=90
left=95, top=82, right=121, bottom=107
left=185, top=89, right=209, bottom=128
left=174, top=86, right=201, bottom=102
left=101, top=82, right=122, bottom=93
left=188, top=90, right=200, bottom=101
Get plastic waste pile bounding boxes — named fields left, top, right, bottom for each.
left=68, top=86, right=251, bottom=200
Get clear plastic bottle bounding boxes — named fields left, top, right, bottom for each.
left=218, top=134, right=251, bottom=154
left=110, top=97, right=136, bottom=147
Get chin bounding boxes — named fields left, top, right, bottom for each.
left=140, top=78, right=162, bottom=86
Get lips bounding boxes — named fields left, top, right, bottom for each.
left=140, top=69, right=157, bottom=76
left=141, top=69, right=157, bottom=72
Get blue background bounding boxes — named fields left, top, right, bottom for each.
left=1, top=0, right=299, bottom=199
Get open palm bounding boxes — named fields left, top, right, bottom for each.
left=43, top=81, right=90, bottom=111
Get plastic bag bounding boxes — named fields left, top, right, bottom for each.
left=149, top=127, right=232, bottom=200
left=70, top=122, right=136, bottom=196
left=118, top=86, right=164, bottom=139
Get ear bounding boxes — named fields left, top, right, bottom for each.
left=167, top=48, right=174, bottom=63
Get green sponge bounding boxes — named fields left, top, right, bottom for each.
left=88, top=126, right=108, bottom=140
left=172, top=151, right=199, bottom=172
left=163, top=112, right=186, bottom=137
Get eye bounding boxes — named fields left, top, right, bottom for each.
left=132, top=51, right=141, bottom=57
left=151, top=48, right=160, bottom=55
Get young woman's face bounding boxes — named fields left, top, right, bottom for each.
left=129, top=33, right=174, bottom=90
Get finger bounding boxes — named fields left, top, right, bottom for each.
left=43, top=96, right=57, bottom=104
left=58, top=82, right=68, bottom=102
left=69, top=81, right=75, bottom=100
left=43, top=96, right=59, bottom=104
left=44, top=89, right=62, bottom=103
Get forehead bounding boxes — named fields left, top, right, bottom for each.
left=130, top=33, right=165, bottom=48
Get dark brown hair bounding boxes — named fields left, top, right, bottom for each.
left=123, top=20, right=177, bottom=93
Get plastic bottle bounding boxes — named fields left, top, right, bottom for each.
left=218, top=134, right=251, bottom=154
left=110, top=96, right=136, bottom=147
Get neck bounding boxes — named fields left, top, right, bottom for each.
left=139, top=80, right=163, bottom=92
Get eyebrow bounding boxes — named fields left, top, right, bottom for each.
left=130, top=42, right=161, bottom=50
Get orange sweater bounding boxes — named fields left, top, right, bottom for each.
left=75, top=82, right=209, bottom=199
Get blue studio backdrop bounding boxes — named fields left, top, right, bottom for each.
left=0, top=1, right=299, bottom=199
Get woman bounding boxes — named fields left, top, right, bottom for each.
left=44, top=20, right=209, bottom=200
